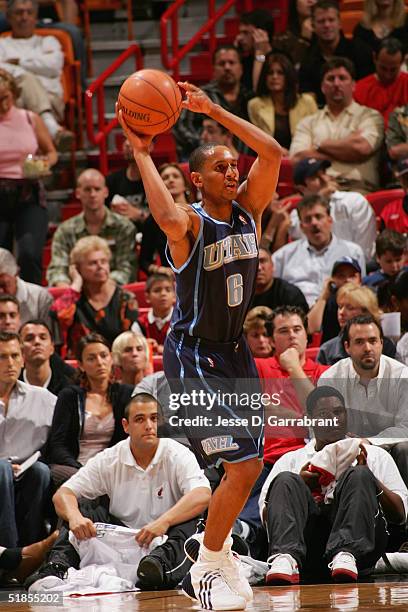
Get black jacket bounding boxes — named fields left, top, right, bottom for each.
left=19, top=353, right=76, bottom=396
left=46, top=383, right=134, bottom=468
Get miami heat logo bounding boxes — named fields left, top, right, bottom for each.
left=157, top=486, right=164, bottom=498
left=238, top=215, right=247, bottom=225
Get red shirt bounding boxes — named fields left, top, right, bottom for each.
left=138, top=309, right=172, bottom=347
left=380, top=197, right=408, bottom=234
left=354, top=72, right=408, bottom=128
left=255, top=356, right=328, bottom=464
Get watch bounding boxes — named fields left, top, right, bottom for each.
left=255, top=54, right=266, bottom=63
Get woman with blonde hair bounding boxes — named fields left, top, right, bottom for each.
left=112, top=331, right=152, bottom=385
left=243, top=306, right=273, bottom=358
left=317, top=282, right=396, bottom=364
left=50, top=235, right=139, bottom=356
left=353, top=0, right=408, bottom=53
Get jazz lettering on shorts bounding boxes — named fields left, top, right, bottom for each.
left=203, top=233, right=257, bottom=271
left=201, top=436, right=239, bottom=456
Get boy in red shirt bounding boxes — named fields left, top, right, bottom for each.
left=138, top=273, right=175, bottom=353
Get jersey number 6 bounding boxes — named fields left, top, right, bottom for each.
left=227, top=273, right=243, bottom=307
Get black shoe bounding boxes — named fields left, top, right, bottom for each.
left=24, top=561, right=68, bottom=591
left=137, top=555, right=165, bottom=588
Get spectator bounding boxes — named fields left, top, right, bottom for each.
left=0, top=70, right=57, bottom=285
left=137, top=273, right=175, bottom=353
left=260, top=386, right=407, bottom=585
left=0, top=331, right=56, bottom=546
left=112, top=331, right=151, bottom=385
left=252, top=247, right=309, bottom=312
left=19, top=319, right=75, bottom=395
left=298, top=0, right=374, bottom=106
left=0, top=249, right=52, bottom=325
left=319, top=314, right=408, bottom=485
left=291, top=57, right=384, bottom=194
left=200, top=118, right=255, bottom=179
left=289, top=158, right=377, bottom=259
left=260, top=196, right=293, bottom=253
left=0, top=532, right=58, bottom=584
left=47, top=169, right=136, bottom=287
left=0, top=294, right=20, bottom=332
left=248, top=52, right=318, bottom=154
left=387, top=104, right=408, bottom=161
left=106, top=137, right=148, bottom=226
left=140, top=163, right=192, bottom=276
left=173, top=45, right=254, bottom=159
left=308, top=257, right=362, bottom=341
left=46, top=333, right=133, bottom=488
left=50, top=236, right=139, bottom=356
left=243, top=306, right=273, bottom=358
left=272, top=194, right=365, bottom=306
left=272, top=0, right=316, bottom=69
left=379, top=159, right=408, bottom=234
left=27, top=393, right=211, bottom=592
left=0, top=0, right=73, bottom=148
left=354, top=38, right=408, bottom=128
left=390, top=269, right=408, bottom=333
left=363, top=230, right=407, bottom=289
left=353, top=0, right=408, bottom=55
left=317, top=282, right=396, bottom=364
left=256, top=305, right=328, bottom=467
left=234, top=9, right=274, bottom=90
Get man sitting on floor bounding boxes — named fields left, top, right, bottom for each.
left=259, top=386, right=407, bottom=584
left=26, top=393, right=211, bottom=592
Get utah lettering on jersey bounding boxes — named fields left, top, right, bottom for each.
left=203, top=233, right=257, bottom=271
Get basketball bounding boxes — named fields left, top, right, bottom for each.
left=117, top=69, right=183, bottom=136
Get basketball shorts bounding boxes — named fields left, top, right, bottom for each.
left=163, top=331, right=264, bottom=469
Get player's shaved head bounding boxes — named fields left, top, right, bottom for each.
left=189, top=143, right=219, bottom=173
left=77, top=168, right=106, bottom=188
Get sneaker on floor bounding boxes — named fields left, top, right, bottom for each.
left=182, top=560, right=246, bottom=611
left=329, top=551, right=358, bottom=582
left=25, top=561, right=68, bottom=592
left=137, top=555, right=165, bottom=588
left=54, top=129, right=75, bottom=152
left=266, top=553, right=299, bottom=585
left=6, top=530, right=59, bottom=584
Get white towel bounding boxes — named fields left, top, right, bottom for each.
left=308, top=438, right=361, bottom=503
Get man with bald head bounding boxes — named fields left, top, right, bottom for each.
left=46, top=169, right=136, bottom=286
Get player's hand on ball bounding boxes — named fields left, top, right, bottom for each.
left=116, top=104, right=153, bottom=152
left=178, top=82, right=213, bottom=115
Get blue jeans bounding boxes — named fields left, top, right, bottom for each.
left=0, top=460, right=51, bottom=547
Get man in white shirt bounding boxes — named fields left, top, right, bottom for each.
left=273, top=194, right=365, bottom=306
left=318, top=314, right=408, bottom=485
left=26, top=393, right=211, bottom=592
left=289, top=157, right=376, bottom=259
left=0, top=331, right=56, bottom=548
left=259, top=386, right=407, bottom=585
left=0, top=0, right=73, bottom=148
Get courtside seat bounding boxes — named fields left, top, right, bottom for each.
left=366, top=189, right=405, bottom=217
left=124, top=281, right=148, bottom=307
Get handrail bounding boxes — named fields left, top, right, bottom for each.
left=161, top=0, right=252, bottom=82
left=85, top=44, right=143, bottom=175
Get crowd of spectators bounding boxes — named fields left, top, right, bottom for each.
left=1, top=0, right=408, bottom=598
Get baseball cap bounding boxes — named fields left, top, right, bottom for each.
left=331, top=257, right=361, bottom=276
left=293, top=158, right=331, bottom=185
left=396, top=158, right=408, bottom=177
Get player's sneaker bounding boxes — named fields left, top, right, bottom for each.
left=266, top=553, right=299, bottom=585
left=184, top=532, right=252, bottom=602
left=182, top=559, right=246, bottom=611
left=328, top=551, right=358, bottom=582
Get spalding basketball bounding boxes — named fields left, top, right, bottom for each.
left=117, top=69, right=183, bottom=135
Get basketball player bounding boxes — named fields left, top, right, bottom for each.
left=118, top=82, right=282, bottom=610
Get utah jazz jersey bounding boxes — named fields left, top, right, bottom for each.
left=166, top=201, right=259, bottom=342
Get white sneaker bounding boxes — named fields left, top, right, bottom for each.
left=329, top=551, right=358, bottom=582
left=28, top=576, right=64, bottom=593
left=184, top=532, right=252, bottom=602
left=182, top=558, right=247, bottom=610
left=266, top=553, right=299, bottom=585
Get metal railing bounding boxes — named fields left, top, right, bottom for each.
left=85, top=44, right=143, bottom=174
left=160, top=0, right=252, bottom=82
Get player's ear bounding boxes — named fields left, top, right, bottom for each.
left=191, top=171, right=203, bottom=188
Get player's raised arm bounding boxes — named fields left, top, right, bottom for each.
left=117, top=107, right=194, bottom=243
left=179, top=82, right=283, bottom=221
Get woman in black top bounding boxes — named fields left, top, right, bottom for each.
left=46, top=333, right=133, bottom=487
left=353, top=0, right=408, bottom=53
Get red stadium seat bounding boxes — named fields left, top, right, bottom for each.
left=61, top=202, right=82, bottom=221
left=153, top=355, right=164, bottom=372
left=65, top=359, right=78, bottom=368
left=305, top=347, right=319, bottom=361
left=124, top=281, right=148, bottom=307
left=366, top=189, right=405, bottom=217
left=308, top=332, right=322, bottom=348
